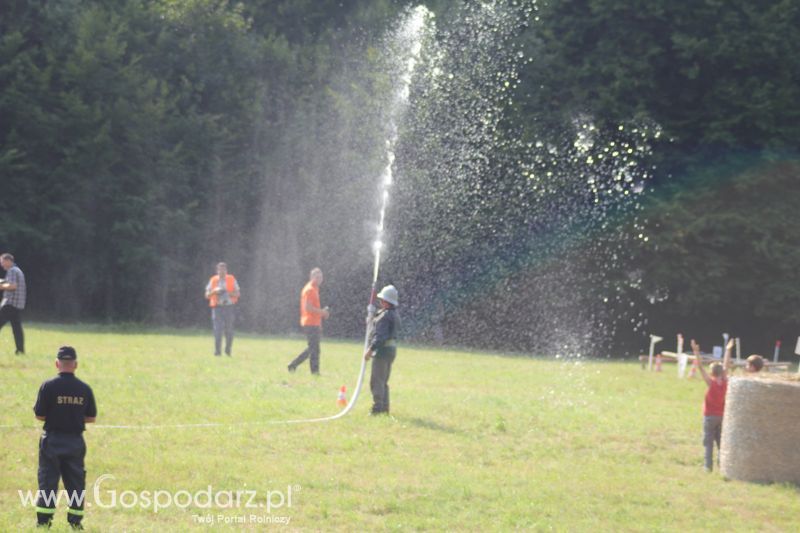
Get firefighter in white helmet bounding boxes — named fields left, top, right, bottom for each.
left=364, top=285, right=400, bottom=415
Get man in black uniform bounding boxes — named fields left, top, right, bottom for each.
left=364, top=285, right=400, bottom=415
left=33, top=346, right=97, bottom=529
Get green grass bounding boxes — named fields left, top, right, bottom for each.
left=1, top=323, right=798, bottom=531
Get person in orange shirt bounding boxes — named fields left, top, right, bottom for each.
left=287, top=268, right=329, bottom=375
left=205, top=262, right=240, bottom=356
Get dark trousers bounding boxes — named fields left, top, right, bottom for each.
left=703, top=415, right=723, bottom=470
left=211, top=305, right=235, bottom=355
left=289, top=326, right=321, bottom=374
left=370, top=353, right=396, bottom=414
left=0, top=304, right=24, bottom=353
left=36, top=432, right=86, bottom=526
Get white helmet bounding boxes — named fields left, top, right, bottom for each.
left=376, top=285, right=399, bottom=306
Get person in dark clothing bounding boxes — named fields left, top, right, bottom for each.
left=0, top=252, right=26, bottom=354
left=33, top=346, right=97, bottom=530
left=364, top=285, right=399, bottom=415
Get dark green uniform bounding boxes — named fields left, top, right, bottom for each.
left=368, top=307, right=399, bottom=414
left=33, top=347, right=96, bottom=529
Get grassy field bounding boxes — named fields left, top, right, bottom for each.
left=1, top=324, right=798, bottom=532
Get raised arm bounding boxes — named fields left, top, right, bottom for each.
left=697, top=355, right=712, bottom=386
left=723, top=338, right=734, bottom=375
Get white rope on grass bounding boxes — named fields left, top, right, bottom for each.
left=0, top=309, right=375, bottom=432
left=0, top=285, right=376, bottom=431
left=1, top=339, right=371, bottom=431
left=92, top=330, right=373, bottom=430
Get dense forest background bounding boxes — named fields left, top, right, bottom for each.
left=1, top=0, right=798, bottom=356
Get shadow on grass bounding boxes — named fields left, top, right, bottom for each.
left=404, top=416, right=461, bottom=435
left=723, top=477, right=800, bottom=494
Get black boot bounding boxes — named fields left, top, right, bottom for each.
left=36, top=513, right=53, bottom=528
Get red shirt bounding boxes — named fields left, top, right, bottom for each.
left=703, top=378, right=727, bottom=416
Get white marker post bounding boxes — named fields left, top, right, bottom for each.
left=676, top=333, right=686, bottom=378
left=735, top=337, right=741, bottom=364
left=773, top=340, right=781, bottom=363
left=648, top=335, right=663, bottom=371
left=678, top=353, right=689, bottom=379
left=796, top=336, right=800, bottom=374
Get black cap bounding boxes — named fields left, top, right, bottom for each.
left=57, top=346, right=77, bottom=360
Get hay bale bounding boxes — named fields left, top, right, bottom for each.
left=720, top=376, right=800, bottom=484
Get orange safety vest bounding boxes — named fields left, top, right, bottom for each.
left=300, top=282, right=321, bottom=326
left=207, top=274, right=239, bottom=307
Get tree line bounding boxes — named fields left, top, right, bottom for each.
left=1, top=0, right=798, bottom=354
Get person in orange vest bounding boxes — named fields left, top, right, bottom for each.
left=287, top=268, right=329, bottom=375
left=205, top=262, right=240, bottom=356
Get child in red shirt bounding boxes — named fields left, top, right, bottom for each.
left=697, top=339, right=733, bottom=472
